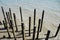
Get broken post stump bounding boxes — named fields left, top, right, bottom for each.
left=3, top=20, right=7, bottom=29
left=45, top=30, right=50, bottom=40
left=21, top=22, right=25, bottom=40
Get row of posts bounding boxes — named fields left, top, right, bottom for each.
left=1, top=6, right=60, bottom=40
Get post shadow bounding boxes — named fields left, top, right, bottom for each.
left=54, top=24, right=60, bottom=37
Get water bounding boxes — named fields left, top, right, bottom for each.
left=0, top=0, right=60, bottom=11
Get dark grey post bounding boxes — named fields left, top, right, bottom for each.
left=6, top=12, right=9, bottom=23
left=1, top=6, right=7, bottom=29
left=21, top=22, right=25, bottom=40
left=10, top=20, right=16, bottom=40
left=32, top=26, right=36, bottom=40
left=19, top=7, right=23, bottom=22
left=13, top=13, right=18, bottom=32
left=34, top=9, right=36, bottom=25
left=36, top=19, right=41, bottom=39
left=40, top=10, right=44, bottom=32
left=1, top=6, right=5, bottom=19
left=9, top=8, right=12, bottom=20
left=29, top=17, right=31, bottom=36
left=45, top=30, right=50, bottom=40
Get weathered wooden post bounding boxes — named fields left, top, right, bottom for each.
left=32, top=26, right=36, bottom=40
left=19, top=7, right=23, bottom=22
left=36, top=19, right=41, bottom=39
left=21, top=22, right=25, bottom=40
left=40, top=10, right=44, bottom=32
left=34, top=9, right=36, bottom=26
left=13, top=13, right=18, bottom=32
left=1, top=6, right=5, bottom=19
left=10, top=20, right=16, bottom=40
left=9, top=8, right=12, bottom=20
left=55, top=24, right=60, bottom=37
left=6, top=12, right=9, bottom=23
left=45, top=30, right=50, bottom=40
left=29, top=16, right=31, bottom=36
left=1, top=6, right=7, bottom=29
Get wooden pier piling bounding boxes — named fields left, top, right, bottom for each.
left=29, top=17, right=31, bottom=36
left=34, top=9, right=36, bottom=25
left=36, top=19, right=41, bottom=39
left=40, top=10, right=44, bottom=32
left=32, top=26, right=36, bottom=40
left=9, top=8, right=12, bottom=20
left=21, top=22, right=25, bottom=40
left=13, top=13, right=18, bottom=32
left=19, top=7, right=23, bottom=22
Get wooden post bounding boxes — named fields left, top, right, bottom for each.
left=13, top=13, right=18, bottom=32
left=55, top=24, right=60, bottom=37
left=45, top=30, right=50, bottom=40
left=9, top=8, right=12, bottom=20
left=21, top=22, right=25, bottom=40
left=34, top=9, right=36, bottom=25
left=10, top=20, right=16, bottom=40
left=19, top=7, right=23, bottom=22
left=36, top=19, right=41, bottom=39
left=1, top=6, right=5, bottom=19
left=6, top=12, right=9, bottom=23
left=1, top=6, right=7, bottom=29
left=40, top=10, right=44, bottom=32
left=32, top=26, right=36, bottom=40
left=29, top=17, right=31, bottom=36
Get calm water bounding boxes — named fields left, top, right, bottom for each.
left=0, top=0, right=60, bottom=11
left=0, top=0, right=60, bottom=20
